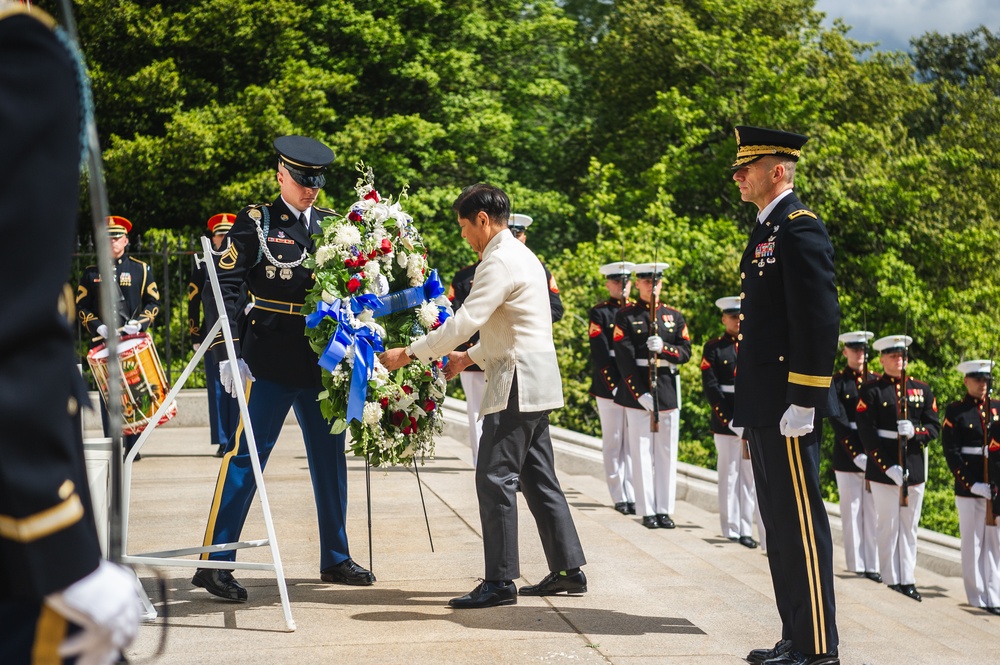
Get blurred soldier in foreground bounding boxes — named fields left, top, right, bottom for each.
left=448, top=253, right=487, bottom=466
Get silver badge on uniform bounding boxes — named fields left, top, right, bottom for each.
left=279, top=267, right=293, bottom=280
left=265, top=265, right=276, bottom=279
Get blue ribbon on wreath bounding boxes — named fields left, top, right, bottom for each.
left=369, top=270, right=445, bottom=319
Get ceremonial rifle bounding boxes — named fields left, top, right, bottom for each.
left=898, top=322, right=910, bottom=508
left=985, top=344, right=996, bottom=526
left=649, top=250, right=660, bottom=433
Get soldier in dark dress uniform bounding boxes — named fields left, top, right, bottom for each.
left=448, top=256, right=487, bottom=466
left=941, top=359, right=999, bottom=613
left=701, top=296, right=762, bottom=548
left=188, top=213, right=239, bottom=457
left=856, top=335, right=940, bottom=602
left=827, top=331, right=881, bottom=582
left=0, top=4, right=138, bottom=661
left=731, top=126, right=840, bottom=665
left=76, top=215, right=160, bottom=458
left=613, top=262, right=691, bottom=529
left=589, top=261, right=636, bottom=515
left=191, top=136, right=374, bottom=602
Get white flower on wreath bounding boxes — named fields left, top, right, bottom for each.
left=406, top=253, right=425, bottom=285
left=375, top=274, right=389, bottom=296
left=362, top=401, right=383, bottom=427
left=371, top=361, right=390, bottom=386
left=315, top=245, right=336, bottom=268
left=416, top=301, right=439, bottom=329
left=396, top=251, right=409, bottom=269
left=321, top=289, right=337, bottom=305
left=332, top=224, right=361, bottom=248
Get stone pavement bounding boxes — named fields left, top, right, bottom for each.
left=113, top=400, right=1000, bottom=665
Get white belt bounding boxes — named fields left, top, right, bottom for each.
left=609, top=350, right=615, bottom=357
left=877, top=429, right=899, bottom=439
left=634, top=359, right=678, bottom=370
left=960, top=446, right=985, bottom=456
left=720, top=385, right=735, bottom=393
left=849, top=422, right=858, bottom=430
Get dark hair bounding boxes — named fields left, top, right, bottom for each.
left=452, top=183, right=510, bottom=226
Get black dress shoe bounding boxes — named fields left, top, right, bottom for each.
left=449, top=580, right=517, bottom=608
left=763, top=648, right=839, bottom=665
left=613, top=502, right=630, bottom=515
left=626, top=502, right=636, bottom=514
left=641, top=515, right=660, bottom=529
left=519, top=570, right=587, bottom=596
left=746, top=638, right=793, bottom=664
left=215, top=444, right=226, bottom=458
left=899, top=584, right=922, bottom=601
left=986, top=606, right=1000, bottom=615
left=864, top=571, right=883, bottom=583
left=321, top=558, right=376, bottom=586
left=888, top=583, right=901, bottom=592
left=192, top=568, right=248, bottom=602
left=657, top=514, right=675, bottom=529
left=738, top=536, right=758, bottom=549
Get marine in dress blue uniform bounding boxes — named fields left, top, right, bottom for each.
left=589, top=261, right=636, bottom=514
left=731, top=127, right=840, bottom=665
left=855, top=335, right=940, bottom=602
left=827, top=331, right=881, bottom=582
left=187, top=213, right=239, bottom=456
left=613, top=262, right=691, bottom=529
left=941, top=359, right=1000, bottom=613
left=191, top=136, right=373, bottom=602
left=76, top=215, right=160, bottom=458
left=700, top=296, right=762, bottom=548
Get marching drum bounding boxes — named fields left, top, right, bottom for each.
left=87, top=333, right=177, bottom=435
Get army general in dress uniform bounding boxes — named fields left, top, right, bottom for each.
left=941, top=359, right=1000, bottom=614
left=191, top=136, right=374, bottom=603
left=589, top=261, right=636, bottom=515
left=731, top=126, right=840, bottom=665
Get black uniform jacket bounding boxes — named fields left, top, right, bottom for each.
left=856, top=374, right=940, bottom=486
left=187, top=259, right=208, bottom=344
left=0, top=6, right=102, bottom=600
left=447, top=261, right=483, bottom=372
left=828, top=367, right=880, bottom=472
left=207, top=197, right=333, bottom=389
left=612, top=300, right=691, bottom=410
left=700, top=333, right=739, bottom=435
left=76, top=254, right=160, bottom=346
left=588, top=297, right=630, bottom=399
left=733, top=192, right=840, bottom=427
left=942, top=395, right=1000, bottom=498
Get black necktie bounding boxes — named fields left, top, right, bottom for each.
left=299, top=212, right=308, bottom=229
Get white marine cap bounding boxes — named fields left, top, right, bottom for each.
left=599, top=261, right=636, bottom=277
left=838, top=331, right=874, bottom=348
left=715, top=296, right=741, bottom=314
left=508, top=213, right=533, bottom=229
left=873, top=335, right=912, bottom=353
left=956, top=359, right=994, bottom=377
left=633, top=262, right=669, bottom=278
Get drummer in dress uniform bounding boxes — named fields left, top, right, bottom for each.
left=828, top=331, right=881, bottom=582
left=589, top=261, right=636, bottom=515
left=731, top=126, right=840, bottom=665
left=855, top=335, right=940, bottom=602
left=188, top=213, right=239, bottom=457
left=700, top=296, right=763, bottom=548
left=448, top=254, right=486, bottom=466
left=508, top=213, right=564, bottom=323
left=941, top=359, right=1000, bottom=614
left=612, top=262, right=691, bottom=529
left=76, top=215, right=160, bottom=458
left=191, top=135, right=374, bottom=603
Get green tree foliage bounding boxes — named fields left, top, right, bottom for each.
left=74, top=0, right=1000, bottom=536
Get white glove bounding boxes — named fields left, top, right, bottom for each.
left=853, top=453, right=868, bottom=472
left=646, top=336, right=664, bottom=353
left=96, top=324, right=109, bottom=339
left=637, top=392, right=655, bottom=412
left=611, top=386, right=618, bottom=397
left=45, top=559, right=139, bottom=665
left=779, top=404, right=815, bottom=438
left=220, top=358, right=255, bottom=398
left=885, top=465, right=905, bottom=486
left=730, top=425, right=744, bottom=439
left=121, top=320, right=141, bottom=335
left=896, top=419, right=915, bottom=439
left=970, top=482, right=993, bottom=499
left=193, top=343, right=201, bottom=352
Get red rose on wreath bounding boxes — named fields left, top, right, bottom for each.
left=423, top=399, right=436, bottom=412
left=347, top=276, right=362, bottom=293
left=364, top=190, right=380, bottom=202
left=348, top=210, right=363, bottom=222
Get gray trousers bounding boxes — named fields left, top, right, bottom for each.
left=477, top=375, right=586, bottom=581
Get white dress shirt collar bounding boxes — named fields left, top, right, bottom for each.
left=757, top=188, right=793, bottom=225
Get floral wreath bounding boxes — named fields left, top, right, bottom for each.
left=303, top=163, right=451, bottom=466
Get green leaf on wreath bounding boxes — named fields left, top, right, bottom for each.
left=331, top=418, right=347, bottom=435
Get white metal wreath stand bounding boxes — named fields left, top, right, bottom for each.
left=119, top=236, right=296, bottom=631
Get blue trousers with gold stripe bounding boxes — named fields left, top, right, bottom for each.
left=201, top=378, right=350, bottom=572
left=0, top=600, right=79, bottom=663
left=747, top=426, right=838, bottom=656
